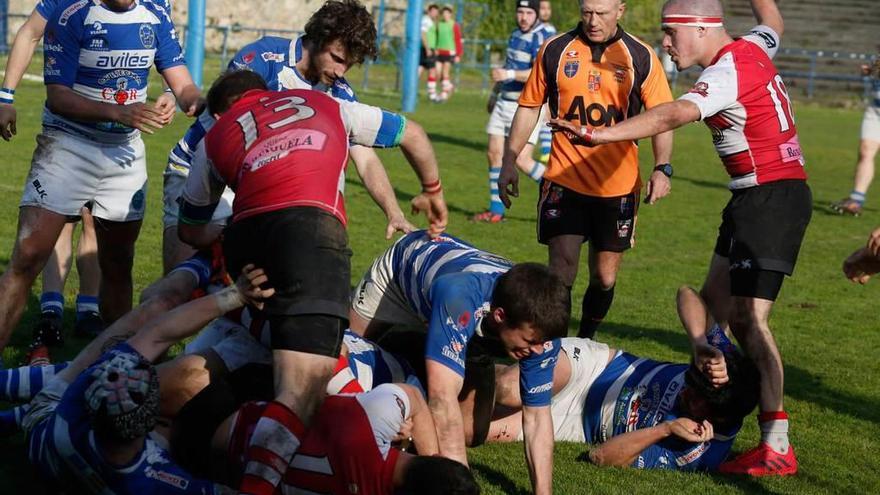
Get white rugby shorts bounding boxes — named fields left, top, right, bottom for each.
left=162, top=165, right=234, bottom=228
left=351, top=239, right=425, bottom=327
left=516, top=337, right=613, bottom=442
left=861, top=105, right=880, bottom=142
left=20, top=128, right=147, bottom=222
left=486, top=98, right=542, bottom=145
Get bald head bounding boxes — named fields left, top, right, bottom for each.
left=662, top=0, right=723, bottom=17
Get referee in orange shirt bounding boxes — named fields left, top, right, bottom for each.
left=498, top=0, right=674, bottom=339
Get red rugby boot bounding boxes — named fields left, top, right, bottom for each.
left=719, top=442, right=797, bottom=476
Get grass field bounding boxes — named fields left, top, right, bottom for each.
left=0, top=60, right=879, bottom=494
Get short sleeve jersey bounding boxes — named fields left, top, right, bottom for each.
left=389, top=231, right=561, bottom=407
left=520, top=24, right=673, bottom=197
left=582, top=326, right=741, bottom=471
left=27, top=343, right=219, bottom=494
left=184, top=89, right=405, bottom=225
left=167, top=35, right=358, bottom=177
left=678, top=26, right=807, bottom=189
left=42, top=0, right=184, bottom=138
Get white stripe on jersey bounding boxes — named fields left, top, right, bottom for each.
left=83, top=4, right=162, bottom=25
left=355, top=360, right=375, bottom=391
left=598, top=357, right=646, bottom=442
left=290, top=454, right=334, bottom=475
left=78, top=49, right=156, bottom=69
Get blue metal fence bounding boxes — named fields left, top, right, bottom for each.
left=0, top=0, right=8, bottom=54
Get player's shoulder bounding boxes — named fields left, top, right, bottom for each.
left=139, top=0, right=174, bottom=22
left=49, top=0, right=91, bottom=26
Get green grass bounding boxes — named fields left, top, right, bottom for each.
left=1, top=61, right=879, bottom=494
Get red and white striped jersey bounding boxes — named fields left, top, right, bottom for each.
left=679, top=25, right=807, bottom=189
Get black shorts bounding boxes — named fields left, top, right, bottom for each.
left=436, top=53, right=454, bottom=63
left=714, top=180, right=812, bottom=300
left=537, top=180, right=639, bottom=252
left=223, top=207, right=351, bottom=357
left=420, top=46, right=436, bottom=68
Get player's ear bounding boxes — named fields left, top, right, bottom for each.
left=492, top=306, right=506, bottom=326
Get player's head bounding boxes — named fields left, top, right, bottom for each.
left=426, top=3, right=440, bottom=18
left=661, top=0, right=726, bottom=70
left=515, top=0, right=540, bottom=32
left=539, top=0, right=553, bottom=23
left=85, top=351, right=160, bottom=443
left=398, top=456, right=480, bottom=495
left=206, top=70, right=268, bottom=117
left=490, top=263, right=570, bottom=361
left=302, top=0, right=378, bottom=85
left=681, top=350, right=760, bottom=429
left=579, top=0, right=625, bottom=43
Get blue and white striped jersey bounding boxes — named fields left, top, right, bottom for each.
left=166, top=35, right=358, bottom=176
left=27, top=343, right=220, bottom=494
left=338, top=331, right=425, bottom=395
left=500, top=22, right=549, bottom=101
left=389, top=231, right=560, bottom=407
left=542, top=22, right=557, bottom=36
left=36, top=0, right=172, bottom=22
left=582, top=326, right=741, bottom=471
left=42, top=0, right=184, bottom=139
left=871, top=77, right=880, bottom=108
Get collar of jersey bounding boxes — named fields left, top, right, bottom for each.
left=290, top=36, right=313, bottom=87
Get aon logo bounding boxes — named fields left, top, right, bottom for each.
left=563, top=96, right=625, bottom=127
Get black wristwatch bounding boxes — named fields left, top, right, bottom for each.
left=653, top=163, right=673, bottom=178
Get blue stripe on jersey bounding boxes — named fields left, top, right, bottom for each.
left=167, top=110, right=214, bottom=174
left=500, top=24, right=548, bottom=99
left=343, top=331, right=424, bottom=393
left=43, top=0, right=184, bottom=137
left=374, top=111, right=406, bottom=148
left=871, top=79, right=880, bottom=107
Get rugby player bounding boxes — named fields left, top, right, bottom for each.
left=350, top=230, right=569, bottom=494
left=21, top=264, right=272, bottom=494
left=544, top=0, right=811, bottom=475
left=162, top=0, right=412, bottom=273
left=0, top=0, right=202, bottom=353
left=177, top=71, right=447, bottom=494
left=474, top=0, right=551, bottom=223
left=536, top=0, right=556, bottom=163
left=487, top=287, right=760, bottom=472
left=498, top=0, right=675, bottom=340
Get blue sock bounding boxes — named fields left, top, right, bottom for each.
left=539, top=128, right=552, bottom=156
left=528, top=161, right=546, bottom=182
left=849, top=190, right=866, bottom=205
left=75, top=295, right=100, bottom=321
left=0, top=404, right=30, bottom=436
left=0, top=362, right=69, bottom=401
left=39, top=292, right=64, bottom=318
left=489, top=166, right=505, bottom=215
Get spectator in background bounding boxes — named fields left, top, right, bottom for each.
left=433, top=4, right=463, bottom=102
left=831, top=55, right=880, bottom=216
left=537, top=0, right=556, bottom=163
left=421, top=4, right=441, bottom=100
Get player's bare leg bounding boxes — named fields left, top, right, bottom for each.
left=163, top=225, right=198, bottom=275
left=74, top=206, right=103, bottom=336
left=28, top=222, right=75, bottom=354
left=832, top=139, right=879, bottom=215
left=94, top=219, right=142, bottom=324
left=0, top=207, right=68, bottom=351
left=548, top=234, right=584, bottom=334
left=720, top=296, right=797, bottom=476
left=700, top=254, right=732, bottom=329
left=578, top=246, right=622, bottom=339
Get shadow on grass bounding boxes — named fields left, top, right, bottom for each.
left=427, top=132, right=485, bottom=153
left=674, top=175, right=729, bottom=192
left=591, top=320, right=880, bottom=424
left=471, top=462, right=530, bottom=495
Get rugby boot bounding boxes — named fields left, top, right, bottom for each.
left=830, top=198, right=862, bottom=216
left=718, top=442, right=797, bottom=476
left=74, top=311, right=105, bottom=338
left=32, top=313, right=63, bottom=347
left=471, top=211, right=504, bottom=223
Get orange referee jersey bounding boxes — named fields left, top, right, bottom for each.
left=520, top=24, right=672, bottom=197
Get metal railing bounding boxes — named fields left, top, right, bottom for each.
left=3, top=13, right=876, bottom=99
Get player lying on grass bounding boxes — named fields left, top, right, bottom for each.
left=843, top=226, right=880, bottom=284
left=349, top=230, right=569, bottom=494
left=20, top=264, right=273, bottom=494
left=485, top=286, right=760, bottom=471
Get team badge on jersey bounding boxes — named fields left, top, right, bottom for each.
left=614, top=66, right=628, bottom=83
left=588, top=70, right=601, bottom=92
left=139, top=24, right=156, bottom=48
left=242, top=51, right=256, bottom=64
left=564, top=60, right=579, bottom=78
left=689, top=81, right=709, bottom=97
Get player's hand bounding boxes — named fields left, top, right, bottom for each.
left=547, top=118, right=596, bottom=146
left=491, top=67, right=509, bottom=83
left=385, top=212, right=416, bottom=240
left=155, top=91, right=177, bottom=125
left=235, top=264, right=275, bottom=310
left=867, top=226, right=880, bottom=257
left=498, top=162, right=519, bottom=208
left=843, top=247, right=880, bottom=284
left=645, top=170, right=671, bottom=205
left=411, top=191, right=448, bottom=238
left=0, top=103, right=17, bottom=141
left=667, top=418, right=714, bottom=443
left=183, top=96, right=206, bottom=118
left=393, top=418, right=414, bottom=442
left=695, top=345, right=728, bottom=387
left=117, top=102, right=167, bottom=134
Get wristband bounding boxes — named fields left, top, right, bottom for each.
left=215, top=285, right=245, bottom=314
left=0, top=87, right=14, bottom=104
left=163, top=87, right=174, bottom=94
left=422, top=179, right=443, bottom=195
left=505, top=69, right=516, bottom=82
